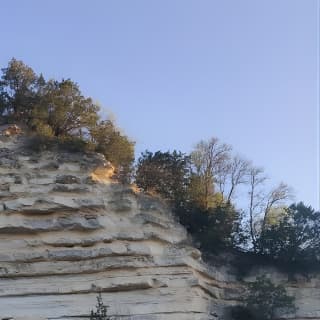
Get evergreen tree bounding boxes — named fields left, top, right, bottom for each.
left=90, top=293, right=110, bottom=320
left=0, top=58, right=38, bottom=122
left=135, top=150, right=191, bottom=205
left=258, top=202, right=320, bottom=264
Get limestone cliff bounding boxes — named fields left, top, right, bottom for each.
left=0, top=133, right=319, bottom=320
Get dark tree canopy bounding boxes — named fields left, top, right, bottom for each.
left=245, top=275, right=296, bottom=320
left=181, top=203, right=242, bottom=251
left=135, top=150, right=191, bottom=204
left=258, top=202, right=320, bottom=264
left=0, top=58, right=38, bottom=121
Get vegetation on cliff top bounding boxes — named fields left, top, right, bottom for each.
left=135, top=144, right=320, bottom=271
left=1, top=58, right=318, bottom=272
left=0, top=58, right=134, bottom=182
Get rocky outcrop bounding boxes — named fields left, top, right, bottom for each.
left=0, top=135, right=319, bottom=320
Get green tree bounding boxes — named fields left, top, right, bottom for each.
left=91, top=120, right=135, bottom=183
left=135, top=150, right=191, bottom=205
left=0, top=58, right=38, bottom=122
left=180, top=203, right=243, bottom=251
left=245, top=275, right=296, bottom=320
left=32, top=79, right=100, bottom=137
left=0, top=58, right=135, bottom=183
left=258, top=202, right=320, bottom=264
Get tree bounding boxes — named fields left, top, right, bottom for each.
left=32, top=79, right=100, bottom=137
left=190, top=137, right=231, bottom=209
left=247, top=166, right=292, bottom=252
left=0, top=58, right=38, bottom=121
left=179, top=203, right=242, bottom=251
left=261, top=182, right=293, bottom=231
left=195, top=203, right=243, bottom=250
left=247, top=167, right=267, bottom=251
left=91, top=120, right=135, bottom=183
left=135, top=150, right=190, bottom=204
left=258, top=202, right=320, bottom=264
left=186, top=172, right=219, bottom=210
left=90, top=293, right=111, bottom=320
left=0, top=58, right=135, bottom=184
left=245, top=275, right=296, bottom=320
left=216, top=155, right=250, bottom=203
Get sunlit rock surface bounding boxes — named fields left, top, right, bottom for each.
left=0, top=134, right=319, bottom=320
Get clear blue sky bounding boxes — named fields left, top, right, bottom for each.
left=1, top=0, right=319, bottom=209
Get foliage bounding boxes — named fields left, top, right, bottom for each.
left=244, top=275, right=296, bottom=320
left=90, top=293, right=111, bottom=320
left=135, top=150, right=191, bottom=204
left=257, top=202, right=320, bottom=265
left=0, top=58, right=135, bottom=182
left=231, top=276, right=296, bottom=320
left=91, top=120, right=135, bottom=183
left=0, top=58, right=38, bottom=122
left=135, top=146, right=250, bottom=251
left=31, top=78, right=100, bottom=137
left=186, top=173, right=218, bottom=210
left=133, top=137, right=318, bottom=271
left=190, top=137, right=231, bottom=209
left=247, top=167, right=292, bottom=252
left=180, top=203, right=243, bottom=251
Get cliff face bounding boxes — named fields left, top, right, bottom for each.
left=0, top=134, right=319, bottom=320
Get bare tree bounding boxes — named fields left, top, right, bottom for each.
left=216, top=155, right=250, bottom=203
left=191, top=137, right=231, bottom=209
left=247, top=166, right=293, bottom=251
left=261, top=182, right=293, bottom=231
left=248, top=166, right=267, bottom=251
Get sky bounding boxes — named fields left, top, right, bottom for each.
left=1, top=0, right=319, bottom=209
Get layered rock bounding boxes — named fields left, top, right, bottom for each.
left=0, top=134, right=319, bottom=320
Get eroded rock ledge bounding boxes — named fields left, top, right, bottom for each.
left=0, top=135, right=319, bottom=320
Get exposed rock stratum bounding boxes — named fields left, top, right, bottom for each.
left=0, top=134, right=319, bottom=320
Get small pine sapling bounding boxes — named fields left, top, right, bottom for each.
left=90, top=293, right=111, bottom=320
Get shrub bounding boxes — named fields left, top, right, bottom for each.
left=237, top=275, right=296, bottom=320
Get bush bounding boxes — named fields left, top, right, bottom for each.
left=231, top=276, right=296, bottom=320
left=240, top=275, right=296, bottom=320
